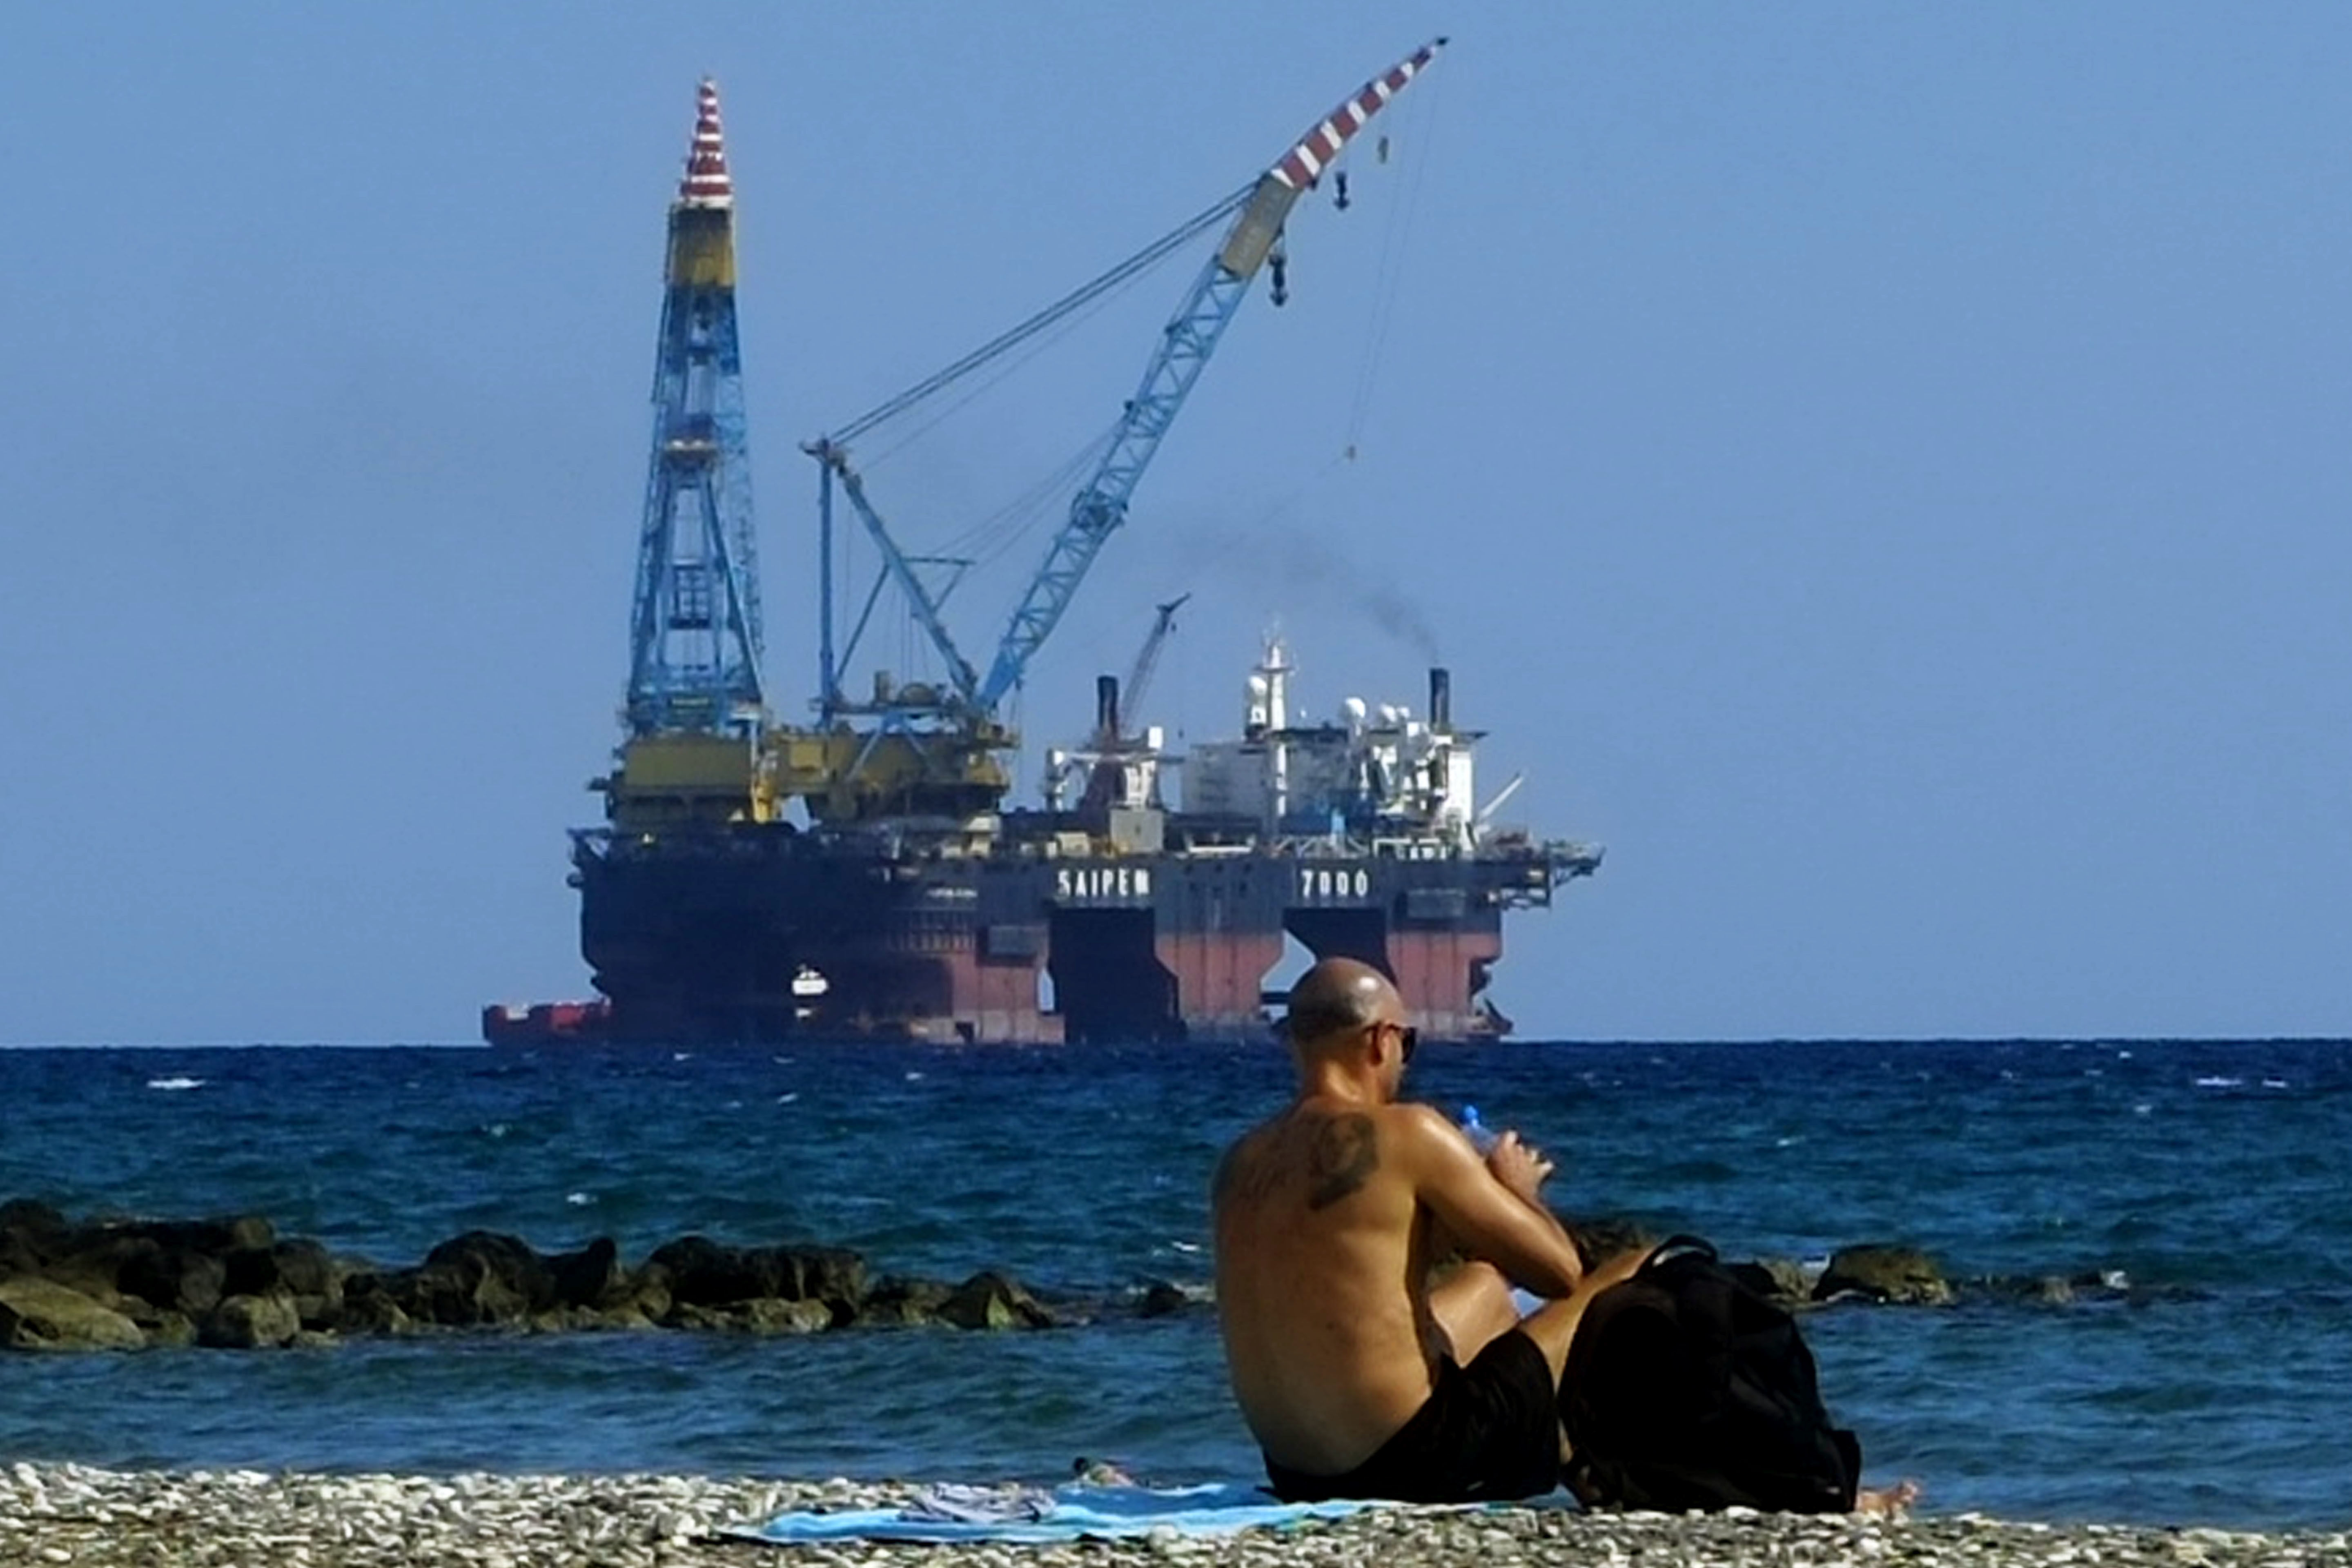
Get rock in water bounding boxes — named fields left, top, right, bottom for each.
left=1136, top=1280, right=1192, bottom=1318
left=117, top=1215, right=276, bottom=1256
left=1815, top=1243, right=1954, bottom=1305
left=334, top=1288, right=413, bottom=1337
left=733, top=1298, right=835, bottom=1334
left=645, top=1237, right=869, bottom=1315
left=39, top=1232, right=158, bottom=1307
left=200, top=1292, right=301, bottom=1349
left=548, top=1236, right=626, bottom=1310
left=616, top=1274, right=672, bottom=1326
left=0, top=1277, right=148, bottom=1351
left=0, top=1200, right=70, bottom=1274
left=645, top=1235, right=765, bottom=1305
left=937, top=1271, right=1055, bottom=1330
left=4, top=1205, right=1038, bottom=1348
left=118, top=1244, right=228, bottom=1318
left=269, top=1240, right=345, bottom=1328
left=396, top=1232, right=555, bottom=1325
left=142, top=1310, right=198, bottom=1349
left=768, top=1245, right=868, bottom=1316
left=1731, top=1256, right=1812, bottom=1307
left=857, top=1276, right=953, bottom=1327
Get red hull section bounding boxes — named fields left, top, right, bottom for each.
left=481, top=1000, right=613, bottom=1045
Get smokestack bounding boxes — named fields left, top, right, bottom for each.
left=1429, top=667, right=1452, bottom=732
left=1096, top=675, right=1122, bottom=742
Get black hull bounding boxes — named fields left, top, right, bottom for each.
left=571, top=819, right=1596, bottom=1045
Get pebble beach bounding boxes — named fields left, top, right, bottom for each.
left=5, top=1465, right=2347, bottom=1568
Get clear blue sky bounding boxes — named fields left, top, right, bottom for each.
left=4, top=4, right=2348, bottom=1044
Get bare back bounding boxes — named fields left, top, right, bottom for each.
left=1216, top=958, right=1590, bottom=1482
left=1212, top=1097, right=1455, bottom=1474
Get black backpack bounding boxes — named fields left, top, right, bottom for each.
left=1561, top=1237, right=1862, bottom=1513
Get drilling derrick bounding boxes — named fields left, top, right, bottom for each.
left=606, top=79, right=768, bottom=831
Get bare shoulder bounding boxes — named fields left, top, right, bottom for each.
left=1303, top=1102, right=1465, bottom=1210
left=1374, top=1102, right=1493, bottom=1201
left=1211, top=1119, right=1278, bottom=1207
left=1383, top=1100, right=1460, bottom=1138
left=1379, top=1101, right=1473, bottom=1161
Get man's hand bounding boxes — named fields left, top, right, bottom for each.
left=1486, top=1130, right=1555, bottom=1207
left=1414, top=1107, right=1584, bottom=1300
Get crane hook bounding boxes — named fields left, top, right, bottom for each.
left=1334, top=169, right=1351, bottom=211
left=1269, top=238, right=1290, bottom=308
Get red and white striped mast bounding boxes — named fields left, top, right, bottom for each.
left=678, top=77, right=734, bottom=209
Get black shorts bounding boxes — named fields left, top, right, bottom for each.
left=1263, top=1329, right=1563, bottom=1503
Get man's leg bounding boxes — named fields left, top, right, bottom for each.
left=1427, top=1260, right=1520, bottom=1363
left=1427, top=1251, right=1643, bottom=1493
left=1510, top=1247, right=1648, bottom=1387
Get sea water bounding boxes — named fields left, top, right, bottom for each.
left=1, top=1039, right=2345, bottom=1528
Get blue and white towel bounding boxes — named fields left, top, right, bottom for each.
left=729, top=1481, right=1389, bottom=1545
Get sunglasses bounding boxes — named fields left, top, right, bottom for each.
left=1377, top=1020, right=1419, bottom=1063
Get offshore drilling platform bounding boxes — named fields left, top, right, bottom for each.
left=487, top=47, right=1601, bottom=1047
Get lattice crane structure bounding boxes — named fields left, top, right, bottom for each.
left=623, top=79, right=766, bottom=740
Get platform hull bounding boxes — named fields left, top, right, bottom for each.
left=571, top=824, right=1584, bottom=1045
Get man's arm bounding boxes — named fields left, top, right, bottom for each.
left=1398, top=1105, right=1584, bottom=1298
left=1483, top=1130, right=1580, bottom=1253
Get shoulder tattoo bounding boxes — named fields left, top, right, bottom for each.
left=1305, top=1113, right=1379, bottom=1211
left=1214, top=1133, right=1281, bottom=1209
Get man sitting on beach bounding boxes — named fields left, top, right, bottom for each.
left=1211, top=957, right=1644, bottom=1503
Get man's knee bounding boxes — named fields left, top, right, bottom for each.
left=1443, top=1259, right=1511, bottom=1299
left=1430, top=1260, right=1519, bottom=1359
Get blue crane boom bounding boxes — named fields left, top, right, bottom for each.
left=976, top=38, right=1444, bottom=712
left=804, top=185, right=1253, bottom=719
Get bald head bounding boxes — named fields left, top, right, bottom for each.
left=1284, top=958, right=1400, bottom=1054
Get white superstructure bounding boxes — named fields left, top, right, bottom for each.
left=1180, top=638, right=1483, bottom=850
